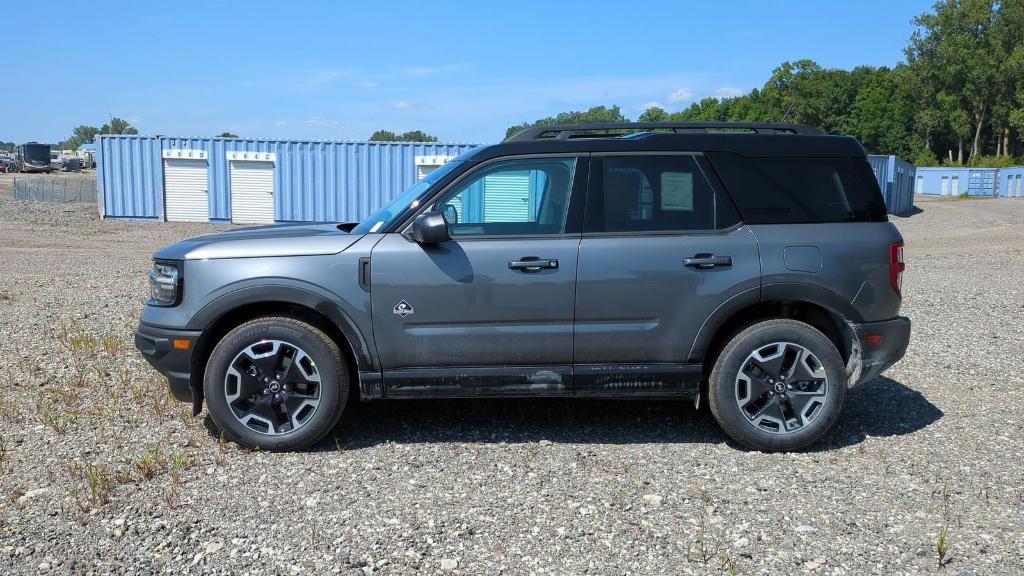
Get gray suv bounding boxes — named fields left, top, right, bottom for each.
left=135, top=122, right=910, bottom=452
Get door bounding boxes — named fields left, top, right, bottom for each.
left=370, top=155, right=586, bottom=396
left=230, top=161, right=275, bottom=224
left=916, top=175, right=923, bottom=195
left=574, top=154, right=760, bottom=392
left=163, top=158, right=209, bottom=222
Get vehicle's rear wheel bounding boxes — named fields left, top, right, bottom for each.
left=204, top=316, right=348, bottom=451
left=708, top=319, right=845, bottom=452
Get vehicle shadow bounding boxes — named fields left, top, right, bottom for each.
left=200, top=376, right=942, bottom=452
left=812, top=376, right=944, bottom=451
left=315, top=375, right=941, bottom=452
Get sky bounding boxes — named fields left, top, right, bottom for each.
left=3, top=0, right=935, bottom=145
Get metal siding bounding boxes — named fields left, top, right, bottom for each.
left=997, top=167, right=1024, bottom=198
left=915, top=167, right=970, bottom=196
left=866, top=155, right=915, bottom=216
left=96, top=136, right=163, bottom=219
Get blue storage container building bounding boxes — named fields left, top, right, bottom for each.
left=909, top=166, right=1024, bottom=197
left=997, top=166, right=1024, bottom=198
left=96, top=135, right=919, bottom=223
left=867, top=155, right=915, bottom=216
left=97, top=135, right=477, bottom=223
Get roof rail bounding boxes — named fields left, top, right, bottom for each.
left=503, top=122, right=824, bottom=142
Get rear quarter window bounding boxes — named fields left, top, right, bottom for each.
left=707, top=152, right=887, bottom=224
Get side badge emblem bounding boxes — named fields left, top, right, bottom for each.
left=393, top=300, right=414, bottom=317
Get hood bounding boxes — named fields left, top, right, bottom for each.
left=154, top=222, right=364, bottom=260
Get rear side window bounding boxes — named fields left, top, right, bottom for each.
left=585, top=155, right=740, bottom=233
left=707, top=153, right=887, bottom=224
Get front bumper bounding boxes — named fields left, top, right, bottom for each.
left=134, top=322, right=202, bottom=404
left=851, top=316, right=911, bottom=386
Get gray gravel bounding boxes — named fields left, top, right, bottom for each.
left=0, top=197, right=1022, bottom=575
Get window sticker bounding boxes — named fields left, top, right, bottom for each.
left=661, top=172, right=694, bottom=211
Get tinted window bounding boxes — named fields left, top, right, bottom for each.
left=707, top=153, right=887, bottom=224
left=434, top=157, right=576, bottom=236
left=587, top=155, right=738, bottom=233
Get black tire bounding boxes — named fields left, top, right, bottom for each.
left=204, top=316, right=348, bottom=451
left=708, top=319, right=845, bottom=452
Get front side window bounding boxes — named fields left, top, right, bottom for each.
left=433, top=157, right=576, bottom=237
left=588, top=154, right=736, bottom=233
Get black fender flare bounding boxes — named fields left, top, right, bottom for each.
left=186, top=281, right=375, bottom=372
left=687, top=282, right=863, bottom=363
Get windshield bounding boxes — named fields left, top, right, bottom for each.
left=352, top=148, right=482, bottom=234
left=22, top=144, right=49, bottom=162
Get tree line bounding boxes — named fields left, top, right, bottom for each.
left=506, top=0, right=1024, bottom=167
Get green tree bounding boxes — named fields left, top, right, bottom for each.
left=58, top=125, right=99, bottom=150
left=369, top=129, right=438, bottom=142
left=671, top=97, right=728, bottom=121
left=216, top=132, right=238, bottom=138
left=847, top=67, right=916, bottom=156
left=638, top=106, right=669, bottom=122
left=505, top=105, right=627, bottom=139
left=906, top=0, right=1008, bottom=161
left=99, top=118, right=139, bottom=135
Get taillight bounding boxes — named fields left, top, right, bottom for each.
left=889, top=242, right=905, bottom=297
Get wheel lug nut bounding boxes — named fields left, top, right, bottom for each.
left=263, top=388, right=269, bottom=395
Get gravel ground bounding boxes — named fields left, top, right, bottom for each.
left=0, top=197, right=1021, bottom=575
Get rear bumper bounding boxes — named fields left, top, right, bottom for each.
left=851, top=316, right=911, bottom=386
left=134, top=322, right=201, bottom=403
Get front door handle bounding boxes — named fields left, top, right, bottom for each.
left=509, top=256, right=559, bottom=272
left=683, top=254, right=732, bottom=269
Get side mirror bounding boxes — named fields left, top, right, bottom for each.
left=409, top=211, right=451, bottom=244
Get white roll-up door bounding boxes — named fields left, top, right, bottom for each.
left=229, top=161, right=275, bottom=224
left=416, top=164, right=440, bottom=180
left=483, top=171, right=530, bottom=222
left=163, top=158, right=209, bottom=222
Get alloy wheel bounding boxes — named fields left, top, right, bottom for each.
left=734, top=341, right=829, bottom=434
left=224, top=339, right=322, bottom=435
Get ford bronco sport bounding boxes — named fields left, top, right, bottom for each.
left=135, top=122, right=911, bottom=452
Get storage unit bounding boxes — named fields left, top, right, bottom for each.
left=228, top=152, right=276, bottom=223
left=998, top=167, right=1024, bottom=198
left=867, top=155, right=916, bottom=216
left=97, top=135, right=477, bottom=223
left=914, top=166, right=1024, bottom=198
left=162, top=149, right=210, bottom=222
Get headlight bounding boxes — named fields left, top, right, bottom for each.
left=148, top=261, right=180, bottom=306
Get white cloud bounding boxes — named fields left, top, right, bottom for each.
left=399, top=64, right=461, bottom=77
left=391, top=101, right=413, bottom=110
left=352, top=80, right=377, bottom=88
left=668, top=88, right=694, bottom=102
left=274, top=120, right=288, bottom=126
left=714, top=86, right=744, bottom=98
left=304, top=116, right=338, bottom=127
left=639, top=101, right=664, bottom=111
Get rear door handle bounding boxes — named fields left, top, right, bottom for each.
left=509, top=257, right=559, bottom=272
left=683, top=254, right=732, bottom=269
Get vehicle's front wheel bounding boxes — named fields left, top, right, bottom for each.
left=708, top=319, right=845, bottom=452
left=204, top=317, right=348, bottom=451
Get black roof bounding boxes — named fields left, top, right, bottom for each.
left=488, top=122, right=865, bottom=158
